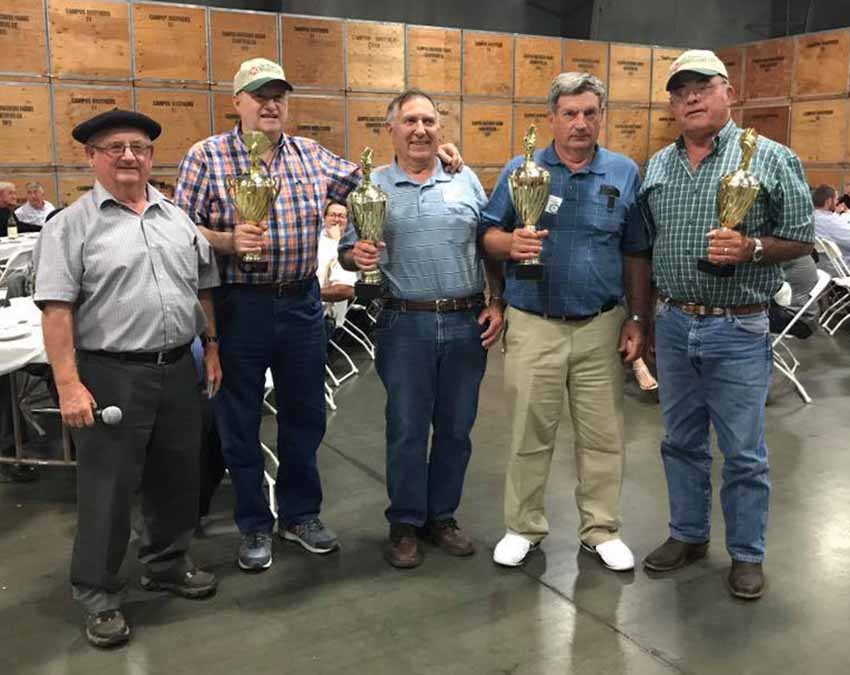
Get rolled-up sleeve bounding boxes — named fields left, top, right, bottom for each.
left=33, top=211, right=83, bottom=307
left=768, top=150, right=815, bottom=243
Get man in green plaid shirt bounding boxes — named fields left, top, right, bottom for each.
left=639, top=50, right=814, bottom=600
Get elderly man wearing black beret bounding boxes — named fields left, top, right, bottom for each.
left=33, top=109, right=222, bottom=648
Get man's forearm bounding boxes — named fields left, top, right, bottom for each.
left=758, top=236, right=813, bottom=264
left=623, top=253, right=652, bottom=318
left=199, top=288, right=217, bottom=337
left=321, top=284, right=355, bottom=303
left=198, top=225, right=234, bottom=255
left=484, top=257, right=505, bottom=302
left=482, top=227, right=513, bottom=261
left=42, top=303, right=80, bottom=388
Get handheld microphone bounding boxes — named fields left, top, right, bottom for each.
left=32, top=405, right=123, bottom=426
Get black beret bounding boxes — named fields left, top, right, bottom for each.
left=72, top=108, right=162, bottom=144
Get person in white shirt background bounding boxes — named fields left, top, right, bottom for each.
left=317, top=200, right=358, bottom=329
left=812, top=184, right=850, bottom=268
left=14, top=182, right=55, bottom=227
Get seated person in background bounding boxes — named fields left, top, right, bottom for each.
left=317, top=200, right=358, bottom=331
left=14, top=182, right=55, bottom=227
left=769, top=253, right=820, bottom=338
left=812, top=184, right=850, bottom=268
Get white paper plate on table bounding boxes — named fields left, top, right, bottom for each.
left=0, top=324, right=31, bottom=341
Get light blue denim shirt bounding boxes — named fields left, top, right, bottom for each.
left=340, top=159, right=488, bottom=301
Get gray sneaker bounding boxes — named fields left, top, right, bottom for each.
left=237, top=532, right=273, bottom=571
left=281, top=518, right=339, bottom=554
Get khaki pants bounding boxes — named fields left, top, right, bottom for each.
left=503, top=305, right=626, bottom=546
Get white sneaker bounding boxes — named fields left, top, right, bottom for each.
left=581, top=538, right=635, bottom=571
left=493, top=532, right=538, bottom=567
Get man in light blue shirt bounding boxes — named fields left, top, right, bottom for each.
left=340, top=89, right=503, bottom=569
left=812, top=184, right=850, bottom=268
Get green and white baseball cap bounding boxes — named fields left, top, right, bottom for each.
left=233, top=58, right=293, bottom=95
left=666, top=50, right=729, bottom=90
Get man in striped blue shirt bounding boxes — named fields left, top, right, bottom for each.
left=340, top=90, right=503, bottom=569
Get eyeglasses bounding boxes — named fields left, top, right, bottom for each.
left=248, top=91, right=287, bottom=104
left=670, top=81, right=724, bottom=103
left=88, top=142, right=154, bottom=158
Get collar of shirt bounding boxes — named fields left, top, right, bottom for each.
left=92, top=180, right=167, bottom=214
left=384, top=157, right=451, bottom=187
left=230, top=124, right=287, bottom=157
left=539, top=142, right=608, bottom=176
left=674, top=117, right=737, bottom=162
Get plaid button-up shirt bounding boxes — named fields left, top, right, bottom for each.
left=640, top=119, right=814, bottom=307
left=175, top=126, right=360, bottom=284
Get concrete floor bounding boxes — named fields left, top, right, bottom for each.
left=1, top=331, right=849, bottom=675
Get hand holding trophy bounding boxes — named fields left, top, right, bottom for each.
left=226, top=131, right=280, bottom=274
left=509, top=125, right=551, bottom=281
left=698, top=128, right=761, bottom=277
left=347, top=147, right=388, bottom=300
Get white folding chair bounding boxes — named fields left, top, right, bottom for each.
left=0, top=247, right=33, bottom=287
left=261, top=369, right=280, bottom=517
left=772, top=269, right=831, bottom=404
left=340, top=303, right=375, bottom=360
left=816, top=238, right=850, bottom=332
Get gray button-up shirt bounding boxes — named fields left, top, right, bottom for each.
left=34, top=181, right=219, bottom=352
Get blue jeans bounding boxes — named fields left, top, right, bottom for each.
left=655, top=303, right=772, bottom=562
left=375, top=307, right=487, bottom=527
left=213, top=282, right=326, bottom=534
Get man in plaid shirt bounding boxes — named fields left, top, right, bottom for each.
left=639, top=50, right=814, bottom=600
left=176, top=58, right=461, bottom=572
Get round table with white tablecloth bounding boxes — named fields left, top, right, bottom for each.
left=0, top=232, right=39, bottom=264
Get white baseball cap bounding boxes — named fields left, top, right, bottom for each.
left=666, top=50, right=729, bottom=90
left=233, top=58, right=293, bottom=95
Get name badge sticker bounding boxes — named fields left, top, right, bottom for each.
left=545, top=195, right=563, bottom=214
left=442, top=186, right=463, bottom=202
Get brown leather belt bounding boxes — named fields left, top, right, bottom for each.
left=80, top=343, right=191, bottom=366
left=383, top=295, right=485, bottom=313
left=230, top=278, right=316, bottom=298
left=665, top=298, right=767, bottom=317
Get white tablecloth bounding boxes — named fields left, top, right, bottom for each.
left=0, top=298, right=46, bottom=376
left=0, top=232, right=39, bottom=263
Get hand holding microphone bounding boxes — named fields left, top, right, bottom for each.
left=34, top=404, right=123, bottom=428
left=50, top=381, right=122, bottom=428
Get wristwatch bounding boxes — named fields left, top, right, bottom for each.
left=750, top=237, right=765, bottom=263
left=201, top=334, right=219, bottom=345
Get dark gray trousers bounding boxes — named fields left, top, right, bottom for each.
left=69, top=350, right=201, bottom=613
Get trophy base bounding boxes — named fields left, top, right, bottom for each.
left=697, top=258, right=735, bottom=277
left=238, top=257, right=269, bottom=274
left=355, top=280, right=383, bottom=301
left=514, top=263, right=544, bottom=281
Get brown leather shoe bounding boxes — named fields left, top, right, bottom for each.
left=643, top=536, right=709, bottom=572
left=384, top=524, right=423, bottom=569
left=428, top=518, right=475, bottom=556
left=726, top=561, right=765, bottom=599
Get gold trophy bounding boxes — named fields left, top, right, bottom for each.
left=347, top=147, right=388, bottom=300
left=226, top=131, right=280, bottom=274
left=698, top=128, right=761, bottom=277
left=509, top=125, right=551, bottom=281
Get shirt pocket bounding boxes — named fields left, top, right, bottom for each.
left=590, top=196, right=625, bottom=243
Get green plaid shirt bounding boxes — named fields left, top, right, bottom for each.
left=640, top=119, right=814, bottom=306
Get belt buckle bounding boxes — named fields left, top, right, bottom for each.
left=435, top=298, right=451, bottom=312
left=156, top=350, right=167, bottom=366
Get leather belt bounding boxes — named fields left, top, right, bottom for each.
left=231, top=277, right=315, bottom=298
left=521, top=300, right=618, bottom=323
left=664, top=298, right=767, bottom=317
left=383, top=295, right=485, bottom=313
left=80, top=343, right=191, bottom=366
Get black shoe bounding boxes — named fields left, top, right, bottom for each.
left=85, top=609, right=131, bottom=648
left=140, top=567, right=218, bottom=599
left=726, top=561, right=765, bottom=600
left=0, top=463, right=38, bottom=483
left=643, top=536, right=709, bottom=572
